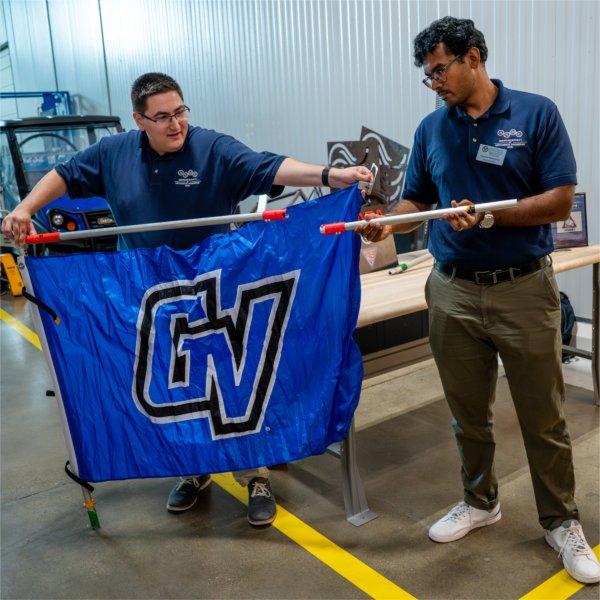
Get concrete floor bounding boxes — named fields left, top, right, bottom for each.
left=1, top=294, right=598, bottom=599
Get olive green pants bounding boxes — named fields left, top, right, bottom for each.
left=425, top=261, right=578, bottom=530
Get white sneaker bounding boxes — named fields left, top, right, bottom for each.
left=545, top=521, right=600, bottom=584
left=428, top=501, right=501, bottom=543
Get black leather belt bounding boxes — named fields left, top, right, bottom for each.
left=435, top=256, right=548, bottom=285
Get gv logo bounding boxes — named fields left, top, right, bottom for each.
left=132, top=270, right=300, bottom=438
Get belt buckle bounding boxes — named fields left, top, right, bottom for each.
left=474, top=270, right=496, bottom=285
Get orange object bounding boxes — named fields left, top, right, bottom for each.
left=83, top=499, right=96, bottom=510
left=262, top=209, right=287, bottom=221
left=358, top=209, right=384, bottom=220
left=25, top=232, right=60, bottom=245
left=0, top=253, right=24, bottom=296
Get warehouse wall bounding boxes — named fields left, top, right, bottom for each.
left=0, top=1, right=17, bottom=119
left=2, top=0, right=598, bottom=317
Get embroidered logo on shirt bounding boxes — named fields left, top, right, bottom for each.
left=175, top=169, right=201, bottom=187
left=494, top=128, right=527, bottom=148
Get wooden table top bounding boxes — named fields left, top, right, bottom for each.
left=358, top=244, right=600, bottom=328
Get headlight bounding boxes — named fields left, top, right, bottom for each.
left=51, top=213, right=64, bottom=227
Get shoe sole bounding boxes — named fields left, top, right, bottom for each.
left=166, top=478, right=212, bottom=513
left=428, top=510, right=502, bottom=543
left=247, top=509, right=277, bottom=526
left=544, top=533, right=600, bottom=584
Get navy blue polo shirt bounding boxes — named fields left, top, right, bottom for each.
left=402, top=79, right=577, bottom=269
left=55, top=126, right=286, bottom=250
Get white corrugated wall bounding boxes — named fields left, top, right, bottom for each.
left=2, top=0, right=598, bottom=317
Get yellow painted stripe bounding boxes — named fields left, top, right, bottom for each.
left=213, top=473, right=415, bottom=599
left=520, top=545, right=600, bottom=600
left=2, top=307, right=414, bottom=600
left=0, top=307, right=41, bottom=350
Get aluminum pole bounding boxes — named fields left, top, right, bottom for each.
left=320, top=199, right=517, bottom=235
left=25, top=209, right=287, bottom=245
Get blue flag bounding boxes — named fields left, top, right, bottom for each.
left=24, top=186, right=364, bottom=482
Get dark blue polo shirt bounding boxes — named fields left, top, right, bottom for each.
left=402, top=79, right=577, bottom=269
left=55, top=126, right=285, bottom=250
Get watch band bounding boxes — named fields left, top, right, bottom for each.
left=321, top=167, right=330, bottom=187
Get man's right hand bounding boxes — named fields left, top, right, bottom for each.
left=355, top=214, right=393, bottom=243
left=1, top=208, right=36, bottom=247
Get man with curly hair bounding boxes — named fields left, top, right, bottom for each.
left=359, top=16, right=599, bottom=584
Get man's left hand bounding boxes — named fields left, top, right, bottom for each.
left=442, top=199, right=482, bottom=231
left=329, top=166, right=373, bottom=190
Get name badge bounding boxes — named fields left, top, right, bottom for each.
left=476, top=144, right=506, bottom=166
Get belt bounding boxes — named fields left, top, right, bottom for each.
left=435, top=256, right=549, bottom=285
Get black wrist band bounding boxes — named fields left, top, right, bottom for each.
left=321, top=167, right=330, bottom=187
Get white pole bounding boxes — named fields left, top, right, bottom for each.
left=320, top=199, right=517, bottom=235
left=25, top=209, right=287, bottom=246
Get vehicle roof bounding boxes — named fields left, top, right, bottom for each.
left=0, top=115, right=121, bottom=129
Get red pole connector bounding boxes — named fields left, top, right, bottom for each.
left=262, top=209, right=287, bottom=221
left=320, top=223, right=347, bottom=235
left=25, top=232, right=61, bottom=245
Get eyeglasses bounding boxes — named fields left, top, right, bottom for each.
left=141, top=105, right=190, bottom=126
left=422, top=56, right=463, bottom=89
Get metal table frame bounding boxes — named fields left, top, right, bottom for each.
left=563, top=263, right=599, bottom=406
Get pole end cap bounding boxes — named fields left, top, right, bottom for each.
left=320, top=223, right=346, bottom=235
left=26, top=232, right=60, bottom=245
left=262, top=209, right=287, bottom=221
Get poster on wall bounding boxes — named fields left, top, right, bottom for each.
left=551, top=192, right=588, bottom=249
left=360, top=126, right=410, bottom=206
left=326, top=140, right=379, bottom=171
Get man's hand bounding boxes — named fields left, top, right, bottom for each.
left=0, top=169, right=68, bottom=246
left=355, top=214, right=393, bottom=243
left=1, top=208, right=36, bottom=247
left=273, top=159, right=373, bottom=190
left=442, top=199, right=482, bottom=232
left=329, top=166, right=372, bottom=189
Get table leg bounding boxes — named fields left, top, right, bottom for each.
left=338, top=420, right=378, bottom=526
left=592, top=263, right=599, bottom=406
left=561, top=263, right=599, bottom=406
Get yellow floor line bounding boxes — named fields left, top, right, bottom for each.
left=0, top=307, right=41, bottom=350
left=1, top=307, right=415, bottom=600
left=519, top=545, right=600, bottom=599
left=213, top=473, right=415, bottom=599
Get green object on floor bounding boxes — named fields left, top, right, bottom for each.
left=87, top=508, right=100, bottom=530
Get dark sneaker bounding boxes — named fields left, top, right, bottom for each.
left=247, top=477, right=276, bottom=526
left=166, top=475, right=211, bottom=512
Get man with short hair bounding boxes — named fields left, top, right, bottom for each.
left=359, top=17, right=599, bottom=584
left=2, top=71, right=372, bottom=527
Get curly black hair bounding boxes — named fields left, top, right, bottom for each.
left=131, top=72, right=184, bottom=113
left=413, top=16, right=488, bottom=67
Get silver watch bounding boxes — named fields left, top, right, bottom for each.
left=479, top=211, right=494, bottom=229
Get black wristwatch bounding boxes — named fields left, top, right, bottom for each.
left=321, top=167, right=330, bottom=187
